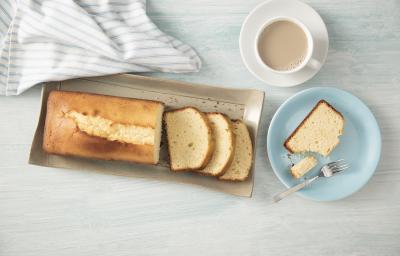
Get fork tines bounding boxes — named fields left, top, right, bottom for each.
left=330, top=160, right=350, bottom=173
left=327, top=159, right=345, bottom=166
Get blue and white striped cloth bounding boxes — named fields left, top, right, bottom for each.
left=0, top=0, right=201, bottom=95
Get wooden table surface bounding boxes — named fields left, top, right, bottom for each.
left=1, top=0, right=399, bottom=255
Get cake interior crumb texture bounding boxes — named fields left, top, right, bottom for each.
left=219, top=120, right=253, bottom=181
left=285, top=100, right=344, bottom=156
left=66, top=111, right=155, bottom=145
left=197, top=113, right=235, bottom=176
left=290, top=156, right=318, bottom=178
left=165, top=107, right=214, bottom=171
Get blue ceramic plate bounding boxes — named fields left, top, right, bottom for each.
left=267, top=87, right=381, bottom=201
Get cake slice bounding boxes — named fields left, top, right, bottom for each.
left=284, top=100, right=344, bottom=156
left=197, top=113, right=235, bottom=176
left=164, top=107, right=215, bottom=171
left=290, top=156, right=317, bottom=178
left=219, top=120, right=253, bottom=181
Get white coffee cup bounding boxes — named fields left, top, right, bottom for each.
left=255, top=16, right=321, bottom=74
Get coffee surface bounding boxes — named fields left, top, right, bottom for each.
left=258, top=20, right=308, bottom=71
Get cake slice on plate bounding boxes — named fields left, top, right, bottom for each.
left=291, top=156, right=317, bottom=178
left=284, top=100, right=344, bottom=156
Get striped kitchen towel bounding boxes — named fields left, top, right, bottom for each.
left=0, top=0, right=201, bottom=96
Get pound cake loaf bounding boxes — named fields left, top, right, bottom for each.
left=43, top=90, right=164, bottom=164
left=197, top=113, right=235, bottom=176
left=284, top=100, right=344, bottom=156
left=291, top=156, right=317, bottom=178
left=219, top=120, right=253, bottom=181
left=164, top=107, right=215, bottom=171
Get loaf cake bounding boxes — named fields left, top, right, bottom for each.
left=164, top=107, right=215, bottom=171
left=284, top=100, right=344, bottom=156
left=197, top=113, right=235, bottom=176
left=43, top=90, right=164, bottom=164
left=219, top=120, right=253, bottom=181
left=290, top=156, right=317, bottom=178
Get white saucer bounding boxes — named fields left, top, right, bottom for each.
left=239, top=0, right=329, bottom=87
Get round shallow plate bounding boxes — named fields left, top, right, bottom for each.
left=239, top=0, right=329, bottom=87
left=267, top=87, right=381, bottom=201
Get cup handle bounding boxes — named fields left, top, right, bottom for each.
left=308, top=58, right=321, bottom=70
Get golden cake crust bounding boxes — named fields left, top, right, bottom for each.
left=43, top=90, right=164, bottom=164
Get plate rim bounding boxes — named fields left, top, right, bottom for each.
left=267, top=87, right=382, bottom=201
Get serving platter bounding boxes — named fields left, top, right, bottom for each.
left=29, top=74, right=264, bottom=197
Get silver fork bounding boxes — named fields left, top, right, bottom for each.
left=273, top=159, right=349, bottom=203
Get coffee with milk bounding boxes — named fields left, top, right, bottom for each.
left=257, top=20, right=308, bottom=71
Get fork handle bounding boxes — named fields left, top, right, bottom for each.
left=273, top=176, right=319, bottom=203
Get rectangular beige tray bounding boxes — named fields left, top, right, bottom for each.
left=29, top=74, right=264, bottom=197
